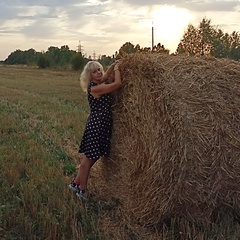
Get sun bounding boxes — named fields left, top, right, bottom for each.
left=151, top=5, right=193, bottom=52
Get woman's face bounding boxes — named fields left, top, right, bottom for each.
left=91, top=67, right=103, bottom=83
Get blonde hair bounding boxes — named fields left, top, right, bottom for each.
left=80, top=61, right=104, bottom=92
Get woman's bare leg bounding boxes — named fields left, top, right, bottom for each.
left=76, top=155, right=96, bottom=190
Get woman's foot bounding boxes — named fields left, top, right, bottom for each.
left=76, top=187, right=86, bottom=199
left=68, top=179, right=79, bottom=192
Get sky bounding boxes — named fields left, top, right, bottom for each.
left=0, top=0, right=239, bottom=60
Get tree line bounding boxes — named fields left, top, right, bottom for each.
left=118, top=18, right=239, bottom=61
left=3, top=18, right=240, bottom=70
left=4, top=44, right=114, bottom=70
left=177, top=18, right=240, bottom=60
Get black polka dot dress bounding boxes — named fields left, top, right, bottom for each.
left=79, top=81, right=113, bottom=160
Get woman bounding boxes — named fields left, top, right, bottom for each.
left=69, top=60, right=121, bottom=198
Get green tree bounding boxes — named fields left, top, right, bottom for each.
left=71, top=53, right=86, bottom=71
left=37, top=54, right=50, bottom=69
left=99, top=55, right=114, bottom=69
left=45, top=45, right=77, bottom=68
left=152, top=43, right=170, bottom=54
left=117, top=41, right=169, bottom=57
left=118, top=42, right=138, bottom=57
left=46, top=46, right=60, bottom=67
left=213, top=29, right=229, bottom=58
left=177, top=18, right=240, bottom=60
left=177, top=18, right=216, bottom=56
left=4, top=45, right=82, bottom=68
left=25, top=48, right=39, bottom=65
left=198, top=18, right=216, bottom=55
left=227, top=31, right=240, bottom=60
left=6, top=50, right=25, bottom=64
left=4, top=48, right=40, bottom=65
left=177, top=24, right=199, bottom=55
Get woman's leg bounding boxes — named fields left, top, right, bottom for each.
left=76, top=154, right=96, bottom=190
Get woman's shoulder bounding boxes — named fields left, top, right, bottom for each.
left=90, top=81, right=98, bottom=86
left=88, top=81, right=98, bottom=94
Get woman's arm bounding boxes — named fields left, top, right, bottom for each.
left=102, top=60, right=120, bottom=81
left=102, top=63, right=114, bottom=81
left=91, top=63, right=121, bottom=97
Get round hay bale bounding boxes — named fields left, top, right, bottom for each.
left=101, top=53, right=240, bottom=228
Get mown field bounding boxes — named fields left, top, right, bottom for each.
left=0, top=65, right=239, bottom=240
left=0, top=66, right=137, bottom=240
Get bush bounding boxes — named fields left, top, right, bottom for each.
left=37, top=55, right=50, bottom=69
left=71, top=53, right=86, bottom=71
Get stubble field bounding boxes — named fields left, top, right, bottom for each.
left=0, top=66, right=128, bottom=240
left=0, top=65, right=239, bottom=240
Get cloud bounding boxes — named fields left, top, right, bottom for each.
left=123, top=0, right=240, bottom=12
left=1, top=0, right=81, bottom=7
left=0, top=0, right=239, bottom=60
left=183, top=0, right=240, bottom=12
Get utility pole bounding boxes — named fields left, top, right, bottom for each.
left=77, top=40, right=84, bottom=54
left=152, top=21, right=154, bottom=50
left=92, top=50, right=97, bottom=60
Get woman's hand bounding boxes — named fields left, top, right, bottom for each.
left=111, top=60, right=120, bottom=66
left=113, top=60, right=121, bottom=71
left=92, top=60, right=122, bottom=97
left=103, top=60, right=121, bottom=81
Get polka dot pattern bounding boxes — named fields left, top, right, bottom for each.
left=79, top=81, right=113, bottom=160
